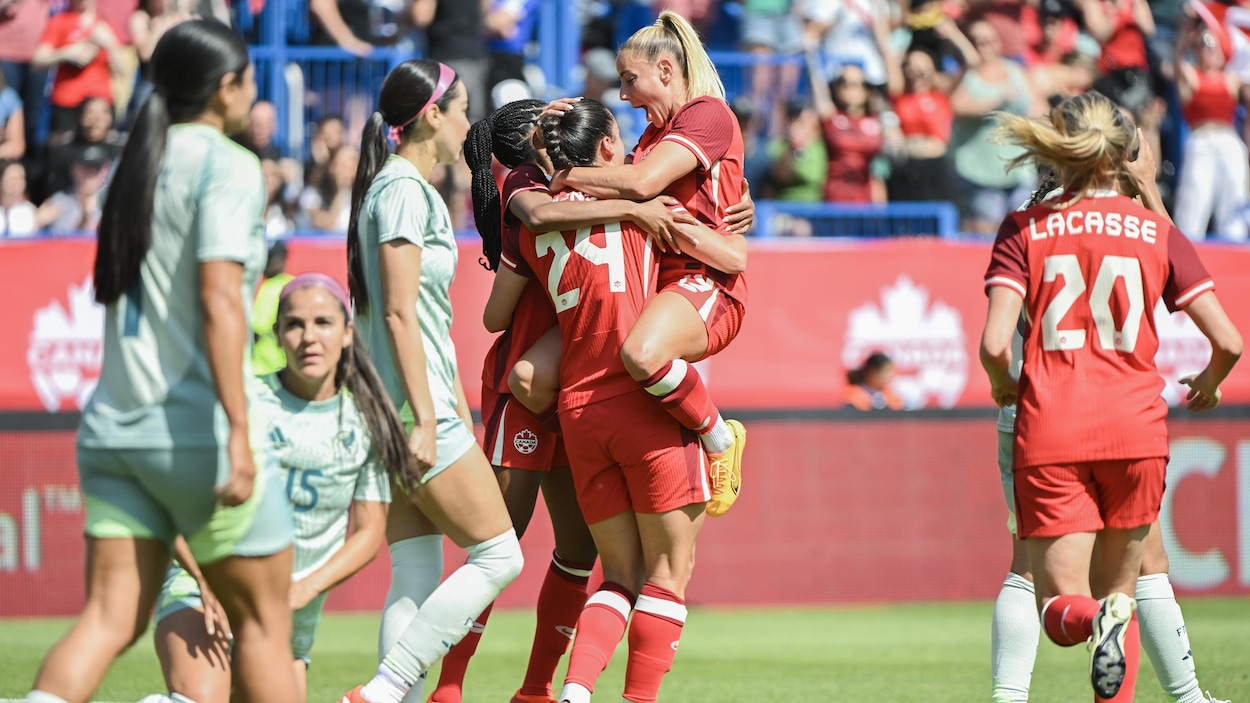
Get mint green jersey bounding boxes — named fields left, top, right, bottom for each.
left=249, top=373, right=391, bottom=579
left=354, top=156, right=461, bottom=421
left=79, top=123, right=267, bottom=450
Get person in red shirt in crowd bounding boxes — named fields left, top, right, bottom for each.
left=1079, top=0, right=1155, bottom=73
left=32, top=0, right=125, bottom=138
left=1022, top=0, right=1082, bottom=68
left=807, top=56, right=885, bottom=204
left=888, top=47, right=958, bottom=201
left=981, top=91, right=1242, bottom=703
left=547, top=11, right=751, bottom=520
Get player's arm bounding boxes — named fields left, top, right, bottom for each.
left=379, top=240, right=438, bottom=473
left=1179, top=292, right=1243, bottom=412
left=552, top=141, right=700, bottom=202
left=483, top=265, right=532, bottom=333
left=452, top=367, right=473, bottom=428
left=512, top=188, right=693, bottom=241
left=980, top=286, right=1024, bottom=408
left=673, top=220, right=748, bottom=274
left=289, top=499, right=388, bottom=610
left=202, top=259, right=254, bottom=505
left=172, top=536, right=232, bottom=639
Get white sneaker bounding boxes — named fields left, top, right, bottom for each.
left=1089, top=592, right=1137, bottom=699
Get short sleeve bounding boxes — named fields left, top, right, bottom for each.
left=38, top=16, right=68, bottom=47
left=501, top=163, right=550, bottom=227
left=1163, top=225, right=1215, bottom=311
left=500, top=232, right=534, bottom=277
left=662, top=98, right=735, bottom=172
left=985, top=216, right=1028, bottom=298
left=353, top=449, right=393, bottom=503
left=371, top=177, right=430, bottom=248
left=197, top=148, right=266, bottom=262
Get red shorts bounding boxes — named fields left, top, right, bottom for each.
left=661, top=274, right=745, bottom=359
left=1013, top=458, right=1166, bottom=539
left=480, top=387, right=567, bottom=472
left=561, top=390, right=709, bottom=524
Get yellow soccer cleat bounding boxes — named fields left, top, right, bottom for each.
left=706, top=419, right=746, bottom=517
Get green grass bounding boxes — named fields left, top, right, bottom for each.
left=3, top=599, right=1249, bottom=702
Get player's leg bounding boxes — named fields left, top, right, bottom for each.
left=1137, top=522, right=1219, bottom=703
left=354, top=430, right=522, bottom=703
left=991, top=428, right=1039, bottom=703
left=380, top=493, right=444, bottom=703
left=293, top=661, right=308, bottom=703
left=621, top=288, right=746, bottom=517
left=153, top=568, right=232, bottom=703
left=515, top=464, right=598, bottom=702
left=510, top=326, right=562, bottom=417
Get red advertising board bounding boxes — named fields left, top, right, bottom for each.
left=2, top=237, right=1249, bottom=414
left=1, top=415, right=1247, bottom=616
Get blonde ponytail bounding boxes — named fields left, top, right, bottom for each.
left=991, top=92, right=1136, bottom=207
left=621, top=10, right=725, bottom=101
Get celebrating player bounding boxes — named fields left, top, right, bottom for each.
left=24, top=20, right=300, bottom=703
left=150, top=273, right=405, bottom=703
left=545, top=10, right=749, bottom=517
left=981, top=92, right=1242, bottom=701
left=339, top=59, right=523, bottom=703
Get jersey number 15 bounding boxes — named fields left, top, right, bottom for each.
left=535, top=223, right=626, bottom=312
left=1041, top=254, right=1145, bottom=353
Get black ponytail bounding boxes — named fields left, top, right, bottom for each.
left=539, top=98, right=615, bottom=171
left=347, top=59, right=461, bottom=314
left=338, top=333, right=419, bottom=489
left=1023, top=166, right=1061, bottom=210
left=95, top=19, right=248, bottom=305
left=465, top=99, right=545, bottom=271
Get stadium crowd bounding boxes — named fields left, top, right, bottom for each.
left=3, top=0, right=1250, bottom=239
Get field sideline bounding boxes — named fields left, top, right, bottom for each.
left=2, top=599, right=1248, bottom=702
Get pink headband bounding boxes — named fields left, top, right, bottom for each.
left=387, top=62, right=457, bottom=143
left=279, top=273, right=353, bottom=321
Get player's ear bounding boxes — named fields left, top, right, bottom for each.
left=598, top=135, right=615, bottom=165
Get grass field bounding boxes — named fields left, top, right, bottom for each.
left=2, top=599, right=1248, bottom=702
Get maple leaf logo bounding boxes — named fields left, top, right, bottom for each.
left=26, top=276, right=104, bottom=412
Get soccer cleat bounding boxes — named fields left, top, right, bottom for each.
left=509, top=692, right=557, bottom=703
left=1089, top=592, right=1137, bottom=699
left=339, top=685, right=369, bottom=703
left=706, top=419, right=746, bottom=518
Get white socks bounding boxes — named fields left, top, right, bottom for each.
left=700, top=414, right=734, bottom=455
left=26, top=693, right=70, bottom=703
left=360, top=663, right=411, bottom=703
left=558, top=682, right=592, bottom=703
left=381, top=529, right=524, bottom=685
left=1137, top=573, right=1205, bottom=703
left=990, top=573, right=1038, bottom=703
left=380, top=535, right=444, bottom=703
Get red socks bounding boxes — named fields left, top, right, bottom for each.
left=1042, top=594, right=1099, bottom=646
left=517, top=554, right=594, bottom=697
left=563, top=582, right=635, bottom=693
left=427, top=603, right=493, bottom=703
left=623, top=584, right=687, bottom=703
left=641, top=360, right=719, bottom=434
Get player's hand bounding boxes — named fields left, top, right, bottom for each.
left=61, top=42, right=100, bottom=68
left=289, top=578, right=320, bottom=611
left=215, top=427, right=256, bottom=507
left=408, top=422, right=437, bottom=479
left=540, top=96, right=583, bottom=122
left=196, top=576, right=233, bottom=641
left=1123, top=128, right=1157, bottom=194
left=548, top=168, right=571, bottom=194
left=1179, top=371, right=1222, bottom=412
left=634, top=196, right=699, bottom=252
left=724, top=180, right=755, bottom=235
left=990, top=375, right=1019, bottom=409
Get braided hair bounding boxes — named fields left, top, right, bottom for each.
left=1022, top=166, right=1061, bottom=210
left=538, top=98, right=616, bottom=171
left=466, top=99, right=545, bottom=271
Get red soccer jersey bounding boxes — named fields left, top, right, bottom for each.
left=632, top=96, right=748, bottom=304
left=40, top=11, right=116, bottom=108
left=985, top=192, right=1215, bottom=467
left=506, top=189, right=659, bottom=413
left=483, top=163, right=558, bottom=395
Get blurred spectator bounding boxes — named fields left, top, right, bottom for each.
left=1080, top=0, right=1155, bottom=74
left=731, top=97, right=773, bottom=198
left=742, top=0, right=803, bottom=113
left=845, top=351, right=903, bottom=410
left=127, top=0, right=189, bottom=121
left=252, top=241, right=294, bottom=375
left=261, top=157, right=297, bottom=239
left=305, top=113, right=344, bottom=188
left=949, top=20, right=1038, bottom=233
left=484, top=0, right=540, bottom=109
left=1031, top=49, right=1100, bottom=106
left=0, top=0, right=49, bottom=150
left=300, top=144, right=357, bottom=232
left=765, top=96, right=828, bottom=202
left=886, top=47, right=958, bottom=202
left=0, top=159, right=37, bottom=237
left=42, top=95, right=122, bottom=199
left=37, top=143, right=110, bottom=234
left=1023, top=0, right=1082, bottom=68
left=33, top=0, right=125, bottom=140
left=239, top=100, right=281, bottom=160
left=0, top=70, right=24, bottom=159
left=582, top=47, right=641, bottom=147
left=309, top=0, right=376, bottom=56
left=809, top=58, right=887, bottom=204
left=1172, top=17, right=1248, bottom=241
left=802, top=0, right=893, bottom=91
left=422, top=0, right=488, bottom=123
left=963, top=0, right=1027, bottom=60
left=98, top=0, right=138, bottom=119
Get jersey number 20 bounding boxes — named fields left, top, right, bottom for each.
left=1041, top=254, right=1145, bottom=353
left=535, top=223, right=626, bottom=312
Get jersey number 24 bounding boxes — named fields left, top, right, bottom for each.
left=535, top=223, right=626, bottom=312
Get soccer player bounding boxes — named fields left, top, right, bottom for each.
left=991, top=167, right=1232, bottom=703
left=544, top=10, right=749, bottom=517
left=339, top=60, right=524, bottom=703
left=150, top=273, right=408, bottom=703
left=981, top=92, right=1242, bottom=701
left=506, top=98, right=711, bottom=703
left=24, top=20, right=300, bottom=703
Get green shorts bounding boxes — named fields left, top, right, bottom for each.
left=155, top=565, right=327, bottom=664
left=997, top=429, right=1017, bottom=536
left=400, top=416, right=477, bottom=484
left=78, top=445, right=293, bottom=565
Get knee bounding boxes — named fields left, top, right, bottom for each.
left=620, top=337, right=665, bottom=380
left=471, top=530, right=524, bottom=587
left=508, top=363, right=534, bottom=400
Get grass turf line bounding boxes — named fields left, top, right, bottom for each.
left=1, top=599, right=1247, bottom=702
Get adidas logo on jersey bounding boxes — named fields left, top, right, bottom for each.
left=269, top=425, right=290, bottom=448
left=514, top=429, right=539, bottom=455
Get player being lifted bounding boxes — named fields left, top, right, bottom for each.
left=980, top=92, right=1242, bottom=702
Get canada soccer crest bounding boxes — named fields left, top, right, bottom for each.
left=513, top=429, right=539, bottom=455
left=842, top=275, right=968, bottom=409
left=27, top=276, right=104, bottom=412
left=1153, top=300, right=1212, bottom=406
